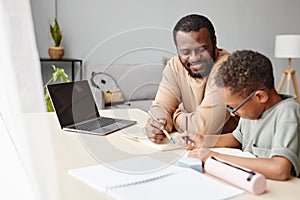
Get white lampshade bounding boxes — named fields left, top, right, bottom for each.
left=274, top=34, right=300, bottom=58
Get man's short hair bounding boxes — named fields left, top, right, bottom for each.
left=173, top=14, right=216, bottom=46
left=215, top=50, right=275, bottom=96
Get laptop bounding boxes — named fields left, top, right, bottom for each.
left=47, top=80, right=137, bottom=135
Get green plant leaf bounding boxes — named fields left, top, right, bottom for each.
left=44, top=90, right=54, bottom=112
left=62, top=76, right=70, bottom=83
left=43, top=64, right=70, bottom=112
left=52, top=70, right=59, bottom=82
left=50, top=18, right=62, bottom=47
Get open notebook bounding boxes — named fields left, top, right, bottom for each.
left=68, top=156, right=244, bottom=200
left=122, top=129, right=182, bottom=151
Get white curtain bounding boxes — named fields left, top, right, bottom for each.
left=0, top=0, right=59, bottom=199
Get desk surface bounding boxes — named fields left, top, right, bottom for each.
left=23, top=109, right=300, bottom=200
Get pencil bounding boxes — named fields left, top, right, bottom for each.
left=147, top=110, right=176, bottom=144
left=186, top=116, right=188, bottom=131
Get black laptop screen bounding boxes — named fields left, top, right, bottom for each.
left=47, top=80, right=100, bottom=128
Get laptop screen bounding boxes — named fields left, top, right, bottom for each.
left=47, top=80, right=100, bottom=128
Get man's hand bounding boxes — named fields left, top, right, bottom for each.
left=144, top=118, right=167, bottom=144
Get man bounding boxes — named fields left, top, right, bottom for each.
left=144, top=14, right=238, bottom=143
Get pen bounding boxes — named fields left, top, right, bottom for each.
left=147, top=110, right=176, bottom=144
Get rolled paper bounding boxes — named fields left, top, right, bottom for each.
left=205, top=157, right=266, bottom=195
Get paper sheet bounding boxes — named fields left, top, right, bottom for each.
left=123, top=130, right=182, bottom=151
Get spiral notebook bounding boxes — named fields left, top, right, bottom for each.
left=68, top=156, right=244, bottom=200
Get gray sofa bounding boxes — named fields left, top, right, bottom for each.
left=84, top=62, right=165, bottom=111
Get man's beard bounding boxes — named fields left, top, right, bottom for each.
left=179, top=49, right=216, bottom=78
left=179, top=57, right=215, bottom=78
left=185, top=60, right=214, bottom=78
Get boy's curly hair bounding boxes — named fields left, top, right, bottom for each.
left=215, top=50, right=274, bottom=96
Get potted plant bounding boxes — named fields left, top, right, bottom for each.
left=44, top=65, right=70, bottom=112
left=48, top=18, right=64, bottom=60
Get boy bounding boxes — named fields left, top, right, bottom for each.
left=180, top=50, right=300, bottom=180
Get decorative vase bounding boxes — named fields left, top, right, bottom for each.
left=48, top=46, right=64, bottom=60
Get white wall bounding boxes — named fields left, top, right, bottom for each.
left=31, top=0, right=300, bottom=94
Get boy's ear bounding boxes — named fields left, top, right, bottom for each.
left=254, top=90, right=268, bottom=103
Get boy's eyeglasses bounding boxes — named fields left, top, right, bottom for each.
left=226, top=86, right=266, bottom=116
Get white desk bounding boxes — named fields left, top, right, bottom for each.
left=23, top=109, right=300, bottom=200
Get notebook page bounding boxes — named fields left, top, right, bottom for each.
left=68, top=156, right=180, bottom=191
left=139, top=134, right=182, bottom=151
left=210, top=148, right=256, bottom=158
left=178, top=148, right=257, bottom=158
left=109, top=168, right=244, bottom=200
left=122, top=130, right=182, bottom=151
left=121, top=125, right=148, bottom=141
left=68, top=156, right=244, bottom=200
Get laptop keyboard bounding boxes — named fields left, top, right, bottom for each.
left=73, top=117, right=121, bottom=131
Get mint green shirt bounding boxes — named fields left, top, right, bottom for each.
left=232, top=95, right=300, bottom=177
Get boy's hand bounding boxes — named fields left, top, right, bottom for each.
left=188, top=148, right=219, bottom=163
left=179, top=131, right=205, bottom=150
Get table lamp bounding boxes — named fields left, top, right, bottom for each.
left=275, top=34, right=300, bottom=103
